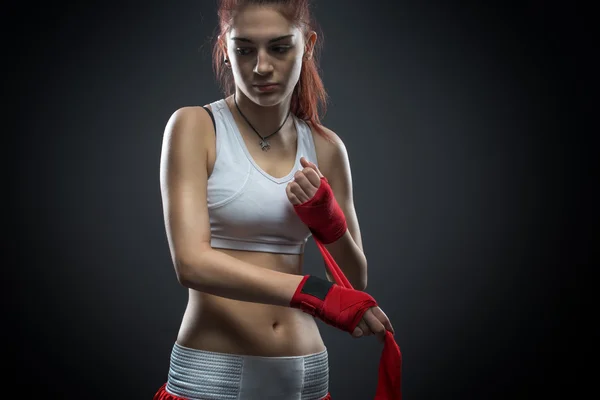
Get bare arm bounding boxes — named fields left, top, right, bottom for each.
left=159, top=106, right=303, bottom=307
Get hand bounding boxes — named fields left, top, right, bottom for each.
left=291, top=275, right=380, bottom=337
left=352, top=306, right=395, bottom=343
left=286, top=157, right=324, bottom=205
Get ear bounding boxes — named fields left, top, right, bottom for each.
left=304, top=31, right=317, bottom=59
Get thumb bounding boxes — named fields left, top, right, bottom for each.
left=300, top=157, right=323, bottom=178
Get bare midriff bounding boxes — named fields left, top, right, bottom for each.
left=175, top=248, right=326, bottom=357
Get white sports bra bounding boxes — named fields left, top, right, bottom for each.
left=203, top=99, right=320, bottom=254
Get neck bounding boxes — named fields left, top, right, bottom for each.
left=232, top=89, right=293, bottom=137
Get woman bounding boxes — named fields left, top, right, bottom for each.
left=154, top=1, right=395, bottom=399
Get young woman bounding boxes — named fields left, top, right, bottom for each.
left=154, top=1, right=395, bottom=399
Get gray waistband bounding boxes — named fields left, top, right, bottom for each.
left=166, top=342, right=329, bottom=400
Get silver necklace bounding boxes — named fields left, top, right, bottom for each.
left=233, top=93, right=291, bottom=151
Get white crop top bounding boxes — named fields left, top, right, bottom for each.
left=204, top=99, right=319, bottom=255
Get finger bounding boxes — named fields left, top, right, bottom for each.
left=286, top=182, right=302, bottom=205
left=289, top=181, right=310, bottom=203
left=311, top=163, right=324, bottom=178
left=301, top=167, right=322, bottom=188
left=352, top=319, right=372, bottom=338
left=363, top=308, right=387, bottom=343
left=358, top=320, right=373, bottom=336
left=293, top=171, right=318, bottom=199
left=371, top=306, right=395, bottom=334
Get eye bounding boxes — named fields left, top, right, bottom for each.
left=235, top=48, right=253, bottom=56
left=272, top=45, right=291, bottom=54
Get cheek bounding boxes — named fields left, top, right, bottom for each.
left=285, top=57, right=304, bottom=84
left=230, top=60, right=254, bottom=84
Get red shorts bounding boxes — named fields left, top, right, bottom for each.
left=153, top=382, right=332, bottom=399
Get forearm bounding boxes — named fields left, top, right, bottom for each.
left=323, top=229, right=368, bottom=291
left=178, top=248, right=304, bottom=307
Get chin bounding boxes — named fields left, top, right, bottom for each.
left=251, top=96, right=282, bottom=107
left=245, top=87, right=292, bottom=107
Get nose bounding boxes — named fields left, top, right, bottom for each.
left=253, top=49, right=274, bottom=75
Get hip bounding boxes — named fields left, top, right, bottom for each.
left=155, top=342, right=330, bottom=400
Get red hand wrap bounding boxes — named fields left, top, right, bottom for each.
left=290, top=275, right=377, bottom=333
left=293, top=176, right=347, bottom=244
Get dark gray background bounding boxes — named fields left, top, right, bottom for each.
left=7, top=1, right=593, bottom=399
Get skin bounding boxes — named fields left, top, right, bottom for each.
left=173, top=4, right=393, bottom=358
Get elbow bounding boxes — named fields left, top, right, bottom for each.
left=174, top=260, right=193, bottom=287
left=174, top=253, right=208, bottom=288
left=355, top=278, right=367, bottom=292
left=341, top=259, right=368, bottom=291
left=350, top=266, right=367, bottom=291
left=176, top=260, right=207, bottom=289
left=174, top=244, right=213, bottom=287
left=356, top=262, right=368, bottom=291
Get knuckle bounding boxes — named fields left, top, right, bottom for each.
left=303, top=168, right=318, bottom=180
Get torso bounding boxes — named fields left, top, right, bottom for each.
left=175, top=96, right=333, bottom=357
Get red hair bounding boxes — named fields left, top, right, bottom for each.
left=211, top=0, right=333, bottom=141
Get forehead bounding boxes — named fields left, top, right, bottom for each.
left=228, top=5, right=300, bottom=42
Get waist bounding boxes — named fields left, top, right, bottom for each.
left=178, top=291, right=325, bottom=357
left=166, top=342, right=329, bottom=400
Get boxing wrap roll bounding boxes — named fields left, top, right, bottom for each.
left=292, top=176, right=403, bottom=400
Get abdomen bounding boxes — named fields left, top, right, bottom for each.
left=175, top=249, right=326, bottom=357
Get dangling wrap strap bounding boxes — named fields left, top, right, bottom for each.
left=291, top=176, right=403, bottom=400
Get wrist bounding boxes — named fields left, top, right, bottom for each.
left=294, top=177, right=347, bottom=244
left=289, top=275, right=334, bottom=313
left=285, top=274, right=309, bottom=305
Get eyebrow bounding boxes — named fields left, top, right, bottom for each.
left=230, top=34, right=294, bottom=44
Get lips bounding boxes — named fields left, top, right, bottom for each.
left=254, top=83, right=280, bottom=92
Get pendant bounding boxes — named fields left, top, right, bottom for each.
left=259, top=138, right=271, bottom=151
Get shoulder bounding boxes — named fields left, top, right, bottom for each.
left=307, top=123, right=350, bottom=180
left=164, top=105, right=215, bottom=141
left=162, top=105, right=216, bottom=156
left=166, top=105, right=214, bottom=131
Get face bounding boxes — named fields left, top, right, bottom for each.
left=224, top=5, right=316, bottom=107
